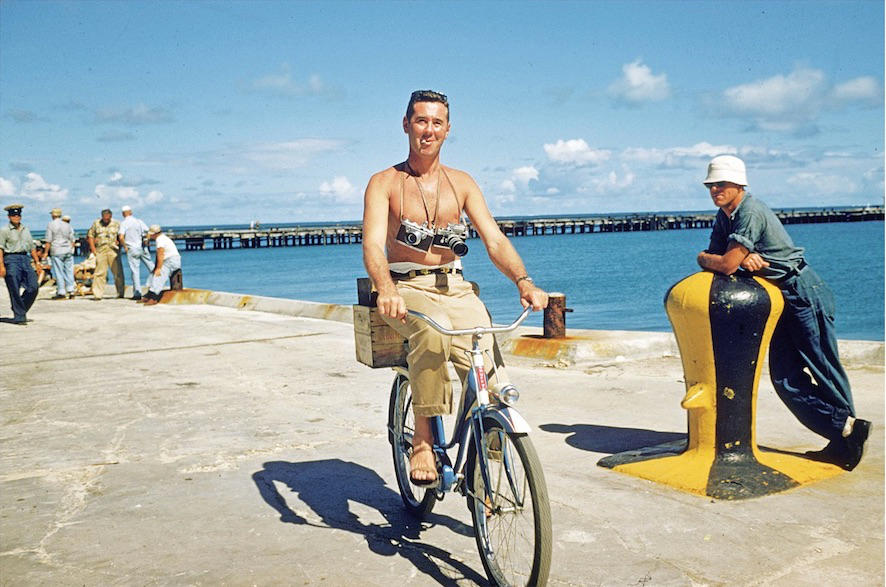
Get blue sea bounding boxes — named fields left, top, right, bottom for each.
left=115, top=221, right=883, bottom=341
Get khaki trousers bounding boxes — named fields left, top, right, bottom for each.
left=381, top=273, right=508, bottom=417
left=92, top=248, right=125, bottom=299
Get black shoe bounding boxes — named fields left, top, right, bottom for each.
left=842, top=419, right=872, bottom=471
left=808, top=420, right=872, bottom=471
left=132, top=295, right=142, bottom=301
left=50, top=294, right=67, bottom=300
left=11, top=318, right=27, bottom=325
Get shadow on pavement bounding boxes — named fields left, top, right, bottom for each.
left=540, top=423, right=686, bottom=454
left=252, top=459, right=488, bottom=586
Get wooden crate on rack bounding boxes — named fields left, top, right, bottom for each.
left=353, top=278, right=408, bottom=368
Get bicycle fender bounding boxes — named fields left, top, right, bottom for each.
left=485, top=405, right=532, bottom=434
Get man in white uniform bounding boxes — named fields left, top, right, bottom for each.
left=141, top=225, right=181, bottom=306
left=118, top=205, right=152, bottom=300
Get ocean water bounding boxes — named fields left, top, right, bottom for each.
left=126, top=221, right=883, bottom=340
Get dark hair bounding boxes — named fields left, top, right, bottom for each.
left=406, top=90, right=449, bottom=121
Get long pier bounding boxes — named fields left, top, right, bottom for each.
left=74, top=206, right=883, bottom=253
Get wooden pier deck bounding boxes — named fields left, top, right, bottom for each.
left=73, top=206, right=884, bottom=254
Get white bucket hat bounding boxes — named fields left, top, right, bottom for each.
left=147, top=224, right=162, bottom=236
left=703, top=155, right=748, bottom=186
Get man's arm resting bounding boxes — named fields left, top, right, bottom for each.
left=697, top=241, right=750, bottom=275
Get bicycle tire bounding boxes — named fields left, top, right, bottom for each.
left=467, top=420, right=552, bottom=586
left=388, top=374, right=436, bottom=517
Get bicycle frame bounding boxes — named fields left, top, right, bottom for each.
left=395, top=307, right=533, bottom=501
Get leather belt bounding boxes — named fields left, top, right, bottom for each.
left=390, top=267, right=463, bottom=280
left=782, top=259, right=808, bottom=282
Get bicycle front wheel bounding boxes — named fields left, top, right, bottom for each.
left=467, top=421, right=552, bottom=587
left=388, top=374, right=436, bottom=517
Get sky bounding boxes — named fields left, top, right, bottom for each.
left=1, top=0, right=883, bottom=228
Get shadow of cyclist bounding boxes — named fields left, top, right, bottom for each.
left=252, top=459, right=488, bottom=586
left=540, top=423, right=686, bottom=455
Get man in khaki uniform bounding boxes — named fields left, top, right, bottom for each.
left=87, top=208, right=125, bottom=300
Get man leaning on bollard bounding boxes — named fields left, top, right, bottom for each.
left=43, top=207, right=76, bottom=300
left=0, top=204, right=40, bottom=325
left=695, top=155, right=871, bottom=471
left=118, top=205, right=152, bottom=301
left=87, top=208, right=126, bottom=300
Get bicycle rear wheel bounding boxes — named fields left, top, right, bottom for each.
left=388, top=374, right=436, bottom=517
left=467, top=420, right=552, bottom=586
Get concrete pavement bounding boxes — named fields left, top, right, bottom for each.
left=1, top=287, right=883, bottom=586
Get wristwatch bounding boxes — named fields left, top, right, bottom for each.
left=515, top=275, right=534, bottom=285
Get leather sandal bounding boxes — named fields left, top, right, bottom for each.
left=409, top=446, right=438, bottom=486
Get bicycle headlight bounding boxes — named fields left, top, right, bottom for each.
left=493, top=383, right=520, bottom=406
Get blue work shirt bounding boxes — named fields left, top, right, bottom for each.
left=706, top=194, right=805, bottom=281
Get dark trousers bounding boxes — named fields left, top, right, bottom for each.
left=769, top=267, right=854, bottom=441
left=3, top=254, right=39, bottom=321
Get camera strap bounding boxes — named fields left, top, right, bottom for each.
left=401, top=162, right=441, bottom=229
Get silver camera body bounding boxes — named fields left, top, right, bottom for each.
left=396, top=219, right=436, bottom=251
left=434, top=222, right=469, bottom=257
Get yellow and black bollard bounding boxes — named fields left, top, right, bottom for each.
left=598, top=271, right=843, bottom=500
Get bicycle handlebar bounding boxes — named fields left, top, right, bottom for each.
left=406, top=306, right=533, bottom=337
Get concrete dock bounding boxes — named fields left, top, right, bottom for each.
left=1, top=287, right=883, bottom=586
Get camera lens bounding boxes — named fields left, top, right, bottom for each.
left=405, top=231, right=420, bottom=245
left=450, top=239, right=468, bottom=256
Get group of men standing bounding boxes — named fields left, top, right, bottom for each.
left=1, top=203, right=183, bottom=324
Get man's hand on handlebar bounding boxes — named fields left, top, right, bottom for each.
left=518, top=282, right=549, bottom=311
left=377, top=290, right=407, bottom=322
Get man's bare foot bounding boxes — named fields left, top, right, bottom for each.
left=410, top=416, right=437, bottom=485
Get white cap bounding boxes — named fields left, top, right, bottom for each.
left=121, top=205, right=132, bottom=212
left=703, top=155, right=748, bottom=186
left=147, top=224, right=162, bottom=235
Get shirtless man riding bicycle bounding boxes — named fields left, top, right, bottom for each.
left=362, top=90, right=548, bottom=485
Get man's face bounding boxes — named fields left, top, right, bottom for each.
left=8, top=213, right=21, bottom=227
left=706, top=181, right=744, bottom=212
left=403, top=101, right=450, bottom=158
left=101, top=212, right=112, bottom=224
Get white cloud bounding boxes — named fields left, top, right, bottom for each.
left=0, top=176, right=16, bottom=197
left=499, top=179, right=516, bottom=193
left=622, top=142, right=737, bottom=168
left=15, top=173, right=70, bottom=202
left=724, top=68, right=827, bottom=118
left=319, top=176, right=357, bottom=202
left=720, top=68, right=883, bottom=133
left=145, top=190, right=164, bottom=204
left=512, top=166, right=539, bottom=186
left=786, top=172, right=858, bottom=195
left=607, top=59, right=671, bottom=104
left=94, top=103, right=174, bottom=125
left=544, top=139, right=611, bottom=166
left=831, top=76, right=882, bottom=104
left=237, top=140, right=346, bottom=171
left=249, top=64, right=339, bottom=98
left=94, top=172, right=164, bottom=207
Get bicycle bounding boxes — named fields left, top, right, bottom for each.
left=387, top=306, right=552, bottom=586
